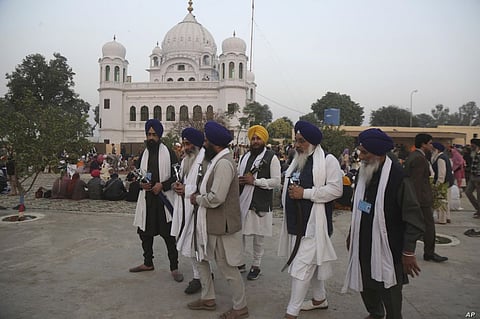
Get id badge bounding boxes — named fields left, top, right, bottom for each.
left=358, top=200, right=372, bottom=214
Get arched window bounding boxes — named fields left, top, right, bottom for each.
left=239, top=63, right=243, bottom=79
left=178, top=77, right=184, bottom=81
left=229, top=62, right=235, bottom=79
left=129, top=106, right=136, bottom=121
left=221, top=63, right=225, bottom=79
left=203, top=55, right=210, bottom=65
left=180, top=105, right=189, bottom=121
left=167, top=78, right=173, bottom=82
left=206, top=105, right=214, bottom=120
left=189, top=77, right=195, bottom=81
left=250, top=88, right=254, bottom=100
left=153, top=57, right=159, bottom=67
left=123, top=68, right=126, bottom=82
left=166, top=105, right=175, bottom=121
left=105, top=65, right=110, bottom=81
left=140, top=106, right=149, bottom=121
left=193, top=105, right=202, bottom=121
left=114, top=66, right=120, bottom=82
left=154, top=105, right=162, bottom=121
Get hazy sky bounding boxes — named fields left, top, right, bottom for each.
left=1, top=0, right=479, bottom=125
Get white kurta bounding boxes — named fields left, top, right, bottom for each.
left=238, top=150, right=281, bottom=237
left=278, top=145, right=343, bottom=280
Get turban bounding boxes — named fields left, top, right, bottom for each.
left=204, top=121, right=232, bottom=147
left=247, top=125, right=269, bottom=144
left=182, top=127, right=204, bottom=148
left=145, top=119, right=164, bottom=138
left=471, top=139, right=480, bottom=147
left=294, top=121, right=323, bottom=145
left=90, top=169, right=100, bottom=177
left=358, top=128, right=394, bottom=156
left=432, top=142, right=445, bottom=152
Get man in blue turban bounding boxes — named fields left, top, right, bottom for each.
left=130, top=119, right=184, bottom=283
left=171, top=127, right=207, bottom=294
left=279, top=121, right=343, bottom=318
left=187, top=121, right=249, bottom=318
left=343, top=128, right=425, bottom=319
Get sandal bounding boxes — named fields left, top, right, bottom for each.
left=219, top=307, right=249, bottom=319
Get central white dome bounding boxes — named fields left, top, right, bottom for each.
left=161, top=13, right=217, bottom=55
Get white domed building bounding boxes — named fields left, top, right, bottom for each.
left=97, top=1, right=256, bottom=147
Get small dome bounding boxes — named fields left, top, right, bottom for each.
left=152, top=45, right=162, bottom=55
left=102, top=38, right=126, bottom=59
left=222, top=35, right=246, bottom=54
left=246, top=70, right=255, bottom=82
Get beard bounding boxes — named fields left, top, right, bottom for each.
left=294, top=144, right=315, bottom=172
left=146, top=139, right=160, bottom=152
left=204, top=144, right=217, bottom=161
left=358, top=158, right=381, bottom=185
left=250, top=145, right=264, bottom=157
left=182, top=147, right=199, bottom=174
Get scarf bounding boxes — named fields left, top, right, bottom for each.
left=172, top=148, right=206, bottom=258
left=133, top=143, right=173, bottom=231
left=342, top=156, right=396, bottom=293
left=278, top=145, right=337, bottom=272
left=196, top=148, right=231, bottom=260
left=238, top=148, right=267, bottom=223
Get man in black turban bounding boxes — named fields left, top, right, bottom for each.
left=343, top=128, right=425, bottom=319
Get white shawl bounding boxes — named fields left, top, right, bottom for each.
left=342, top=156, right=396, bottom=293
left=238, top=148, right=267, bottom=223
left=196, top=148, right=231, bottom=261
left=171, top=148, right=206, bottom=258
left=133, top=143, right=173, bottom=231
left=278, top=145, right=339, bottom=277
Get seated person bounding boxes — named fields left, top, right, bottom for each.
left=103, top=173, right=127, bottom=201
left=51, top=172, right=70, bottom=199
left=125, top=173, right=140, bottom=202
left=67, top=173, right=88, bottom=200
left=87, top=169, right=104, bottom=200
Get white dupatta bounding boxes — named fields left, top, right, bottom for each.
left=342, top=156, right=396, bottom=292
left=238, top=148, right=267, bottom=223
left=133, top=143, right=173, bottom=231
left=172, top=148, right=206, bottom=257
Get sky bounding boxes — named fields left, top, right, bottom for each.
left=1, top=0, right=479, bottom=126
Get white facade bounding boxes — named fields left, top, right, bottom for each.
left=98, top=3, right=256, bottom=146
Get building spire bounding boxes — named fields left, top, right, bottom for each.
left=187, top=0, right=193, bottom=13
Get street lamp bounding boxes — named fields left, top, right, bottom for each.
left=409, top=89, right=418, bottom=127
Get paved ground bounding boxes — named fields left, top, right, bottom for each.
left=0, top=173, right=479, bottom=319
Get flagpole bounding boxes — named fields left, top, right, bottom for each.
left=249, top=0, right=254, bottom=72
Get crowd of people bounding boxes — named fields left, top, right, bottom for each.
left=2, top=118, right=479, bottom=319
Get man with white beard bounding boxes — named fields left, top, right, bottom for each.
left=343, top=128, right=425, bottom=319
left=278, top=121, right=343, bottom=319
left=171, top=127, right=206, bottom=295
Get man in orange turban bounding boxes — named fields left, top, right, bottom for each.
left=247, top=125, right=269, bottom=145
left=238, top=124, right=281, bottom=280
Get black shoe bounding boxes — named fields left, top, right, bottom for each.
left=238, top=264, right=246, bottom=273
left=184, top=278, right=201, bottom=294
left=424, top=253, right=448, bottom=262
left=247, top=267, right=261, bottom=280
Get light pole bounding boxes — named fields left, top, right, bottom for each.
left=409, top=89, right=418, bottom=127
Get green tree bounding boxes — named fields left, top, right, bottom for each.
left=311, top=92, right=364, bottom=126
left=370, top=105, right=411, bottom=126
left=0, top=53, right=92, bottom=198
left=242, top=101, right=272, bottom=127
left=298, top=116, right=354, bottom=158
left=414, top=113, right=436, bottom=128
left=452, top=101, right=479, bottom=126
left=431, top=104, right=450, bottom=125
left=267, top=118, right=293, bottom=139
